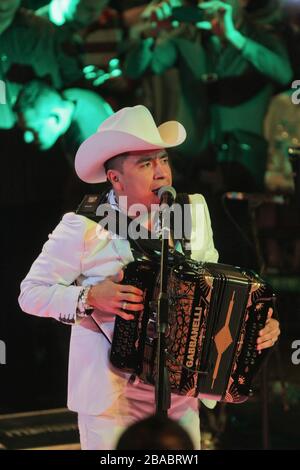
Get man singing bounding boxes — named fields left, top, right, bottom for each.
left=19, top=105, right=280, bottom=449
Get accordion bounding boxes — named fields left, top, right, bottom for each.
left=110, top=257, right=276, bottom=403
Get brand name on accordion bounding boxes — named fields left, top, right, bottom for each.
left=186, top=307, right=202, bottom=368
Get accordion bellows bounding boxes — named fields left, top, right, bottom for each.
left=110, top=258, right=275, bottom=403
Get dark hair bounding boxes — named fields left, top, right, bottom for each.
left=115, top=415, right=194, bottom=450
left=104, top=152, right=130, bottom=174
left=14, top=79, right=61, bottom=114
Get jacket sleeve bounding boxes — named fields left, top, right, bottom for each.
left=18, top=213, right=88, bottom=324
left=241, top=33, right=293, bottom=86
left=189, top=193, right=219, bottom=263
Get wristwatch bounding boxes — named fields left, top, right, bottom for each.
left=76, top=286, right=93, bottom=318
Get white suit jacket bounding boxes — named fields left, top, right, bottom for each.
left=19, top=194, right=218, bottom=415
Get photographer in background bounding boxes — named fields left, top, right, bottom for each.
left=124, top=0, right=292, bottom=191
left=123, top=0, right=292, bottom=268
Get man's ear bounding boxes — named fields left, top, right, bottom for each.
left=50, top=104, right=71, bottom=129
left=48, top=113, right=60, bottom=124
left=107, top=169, right=123, bottom=190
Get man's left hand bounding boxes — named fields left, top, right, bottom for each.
left=198, top=1, right=236, bottom=38
left=257, top=308, right=280, bottom=351
left=198, top=0, right=247, bottom=49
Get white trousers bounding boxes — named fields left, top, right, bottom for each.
left=78, top=382, right=201, bottom=450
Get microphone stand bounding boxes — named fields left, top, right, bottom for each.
left=155, top=197, right=172, bottom=416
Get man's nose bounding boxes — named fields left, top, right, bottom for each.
left=153, top=160, right=167, bottom=179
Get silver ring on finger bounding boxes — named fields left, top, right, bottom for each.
left=122, top=301, right=127, bottom=310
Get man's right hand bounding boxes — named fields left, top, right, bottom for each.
left=87, top=271, right=144, bottom=321
left=141, top=0, right=183, bottom=22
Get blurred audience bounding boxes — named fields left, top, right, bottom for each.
left=14, top=78, right=113, bottom=209
left=36, top=0, right=126, bottom=108
left=281, top=0, right=300, bottom=79
left=37, top=1, right=122, bottom=71
left=37, top=0, right=110, bottom=31
left=15, top=79, right=113, bottom=157
left=0, top=1, right=87, bottom=413
left=264, top=90, right=298, bottom=194
left=122, top=0, right=293, bottom=269
left=123, top=0, right=293, bottom=194
left=0, top=0, right=83, bottom=129
left=259, top=87, right=300, bottom=274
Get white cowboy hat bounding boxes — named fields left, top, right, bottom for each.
left=75, top=105, right=186, bottom=183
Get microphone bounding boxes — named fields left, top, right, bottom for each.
left=158, top=186, right=177, bottom=206
left=225, top=192, right=286, bottom=205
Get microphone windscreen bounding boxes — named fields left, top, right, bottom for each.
left=157, top=186, right=177, bottom=202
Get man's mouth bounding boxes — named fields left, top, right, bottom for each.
left=152, top=188, right=162, bottom=196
